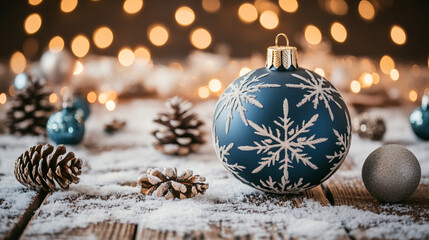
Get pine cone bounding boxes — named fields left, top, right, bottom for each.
left=138, top=167, right=209, bottom=200
left=14, top=144, right=82, bottom=191
left=152, top=96, right=205, bottom=155
left=6, top=75, right=55, bottom=135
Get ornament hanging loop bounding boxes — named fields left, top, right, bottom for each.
left=266, top=33, right=297, bottom=71
left=275, top=33, right=289, bottom=47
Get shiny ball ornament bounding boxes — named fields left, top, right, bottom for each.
left=47, top=95, right=85, bottom=145
left=212, top=34, right=352, bottom=193
left=40, top=50, right=74, bottom=85
left=362, top=144, right=421, bottom=203
left=73, top=95, right=91, bottom=121
left=410, top=91, right=429, bottom=140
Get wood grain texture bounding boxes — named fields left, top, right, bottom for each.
left=325, top=177, right=429, bottom=239
left=134, top=186, right=347, bottom=240
left=0, top=191, right=47, bottom=240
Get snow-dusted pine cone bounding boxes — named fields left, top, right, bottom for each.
left=152, top=96, right=205, bottom=155
left=14, top=144, right=83, bottom=191
left=138, top=167, right=209, bottom=200
left=6, top=75, right=55, bottom=135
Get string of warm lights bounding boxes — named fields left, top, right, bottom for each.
left=1, top=0, right=427, bottom=109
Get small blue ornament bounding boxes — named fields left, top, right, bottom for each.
left=212, top=34, right=351, bottom=193
left=73, top=95, right=91, bottom=121
left=47, top=95, right=85, bottom=145
left=410, top=91, right=429, bottom=140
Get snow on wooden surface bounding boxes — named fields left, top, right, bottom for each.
left=0, top=99, right=428, bottom=239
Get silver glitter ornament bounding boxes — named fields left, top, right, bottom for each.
left=353, top=113, right=386, bottom=140
left=362, top=144, right=421, bottom=203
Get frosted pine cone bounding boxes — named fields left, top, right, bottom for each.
left=137, top=167, right=209, bottom=199
left=6, top=75, right=55, bottom=135
left=14, top=144, right=83, bottom=191
left=152, top=96, right=205, bottom=156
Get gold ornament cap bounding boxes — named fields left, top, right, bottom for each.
left=266, top=33, right=298, bottom=71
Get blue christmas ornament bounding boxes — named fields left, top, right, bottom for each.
left=410, top=91, right=429, bottom=140
left=47, top=95, right=85, bottom=145
left=212, top=34, right=351, bottom=193
left=73, top=95, right=91, bottom=121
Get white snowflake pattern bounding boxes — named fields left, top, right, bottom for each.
left=321, top=113, right=351, bottom=182
left=286, top=69, right=342, bottom=121
left=215, top=70, right=280, bottom=134
left=250, top=176, right=315, bottom=194
left=238, top=98, right=327, bottom=181
left=213, top=130, right=248, bottom=183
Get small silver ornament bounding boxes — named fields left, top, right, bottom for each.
left=40, top=50, right=74, bottom=85
left=353, top=113, right=386, bottom=140
left=362, top=144, right=421, bottom=203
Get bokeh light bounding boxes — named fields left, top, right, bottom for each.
left=305, top=25, right=322, bottom=45
left=148, top=24, right=169, bottom=46
left=123, top=0, right=143, bottom=14
left=93, top=26, right=114, bottom=49
left=118, top=48, right=135, bottom=66
left=314, top=68, right=325, bottom=77
left=259, top=11, right=279, bottom=29
left=49, top=36, right=64, bottom=53
left=190, top=28, right=212, bottom=50
left=238, top=3, right=258, bottom=23
left=49, top=93, right=58, bottom=103
left=0, top=93, right=7, bottom=104
left=71, top=35, right=90, bottom=58
left=350, top=80, right=361, bottom=93
left=107, top=90, right=117, bottom=101
left=87, top=91, right=97, bottom=103
left=390, top=25, right=406, bottom=45
left=409, top=90, right=418, bottom=102
left=106, top=100, right=116, bottom=111
left=202, top=0, right=220, bottom=13
left=358, top=0, right=375, bottom=21
left=61, top=0, right=78, bottom=13
left=239, top=67, right=251, bottom=76
left=390, top=69, right=399, bottom=81
left=198, top=86, right=210, bottom=98
left=360, top=73, right=373, bottom=88
left=10, top=51, right=26, bottom=74
left=134, top=46, right=151, bottom=64
left=98, top=92, right=108, bottom=104
left=326, top=0, right=348, bottom=15
left=372, top=73, right=380, bottom=84
left=330, top=22, right=347, bottom=43
left=24, top=13, right=42, bottom=35
left=175, top=6, right=195, bottom=26
left=28, top=0, right=43, bottom=6
left=73, top=60, right=84, bottom=75
left=279, top=0, right=298, bottom=13
left=60, top=86, right=69, bottom=96
left=208, top=79, right=222, bottom=92
left=380, top=55, right=395, bottom=75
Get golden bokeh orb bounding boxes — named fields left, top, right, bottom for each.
left=93, top=26, right=114, bottom=49
left=148, top=24, right=169, bottom=46
left=71, top=35, right=90, bottom=58
left=305, top=25, right=322, bottom=45
left=190, top=28, right=212, bottom=50
left=24, top=13, right=42, bottom=35
left=175, top=6, right=195, bottom=26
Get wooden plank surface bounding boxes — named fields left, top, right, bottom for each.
left=0, top=191, right=47, bottom=240
left=325, top=177, right=429, bottom=239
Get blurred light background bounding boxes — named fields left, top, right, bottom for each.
left=0, top=0, right=428, bottom=62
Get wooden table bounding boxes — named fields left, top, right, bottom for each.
left=1, top=101, right=428, bottom=240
